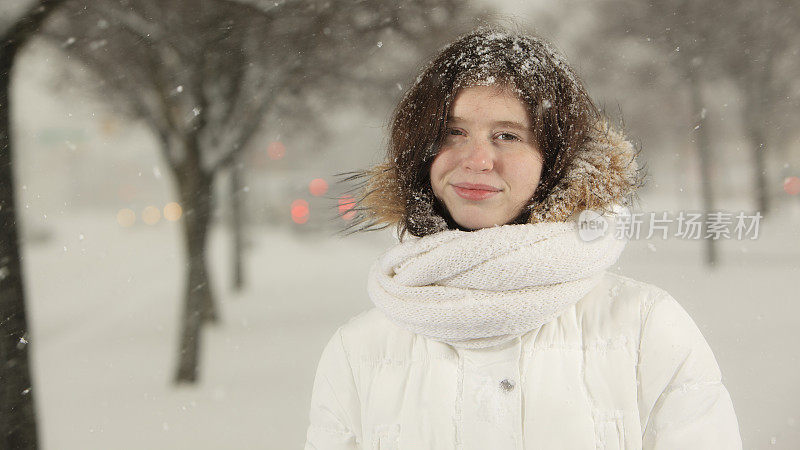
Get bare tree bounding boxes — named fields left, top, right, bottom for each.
left=45, top=0, right=483, bottom=383
left=712, top=0, right=800, bottom=216
left=1, top=1, right=66, bottom=447
left=589, top=0, right=727, bottom=266
left=585, top=0, right=800, bottom=265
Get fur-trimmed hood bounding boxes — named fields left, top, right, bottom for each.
left=357, top=119, right=644, bottom=234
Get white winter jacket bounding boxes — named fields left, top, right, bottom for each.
left=304, top=271, right=741, bottom=449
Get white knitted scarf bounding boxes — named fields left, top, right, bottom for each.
left=367, top=208, right=629, bottom=349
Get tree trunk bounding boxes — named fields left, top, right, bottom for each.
left=0, top=54, right=39, bottom=450
left=688, top=68, right=718, bottom=267
left=743, top=69, right=770, bottom=217
left=230, top=159, right=244, bottom=291
left=0, top=0, right=68, bottom=442
left=173, top=163, right=217, bottom=384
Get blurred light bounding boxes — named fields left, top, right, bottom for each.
left=117, top=208, right=136, bottom=227
left=338, top=195, right=356, bottom=221
left=309, top=178, right=328, bottom=197
left=267, top=141, right=286, bottom=160
left=784, top=176, right=800, bottom=195
left=142, top=206, right=161, bottom=225
left=164, top=202, right=182, bottom=221
left=291, top=199, right=309, bottom=224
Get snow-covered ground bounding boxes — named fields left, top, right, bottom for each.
left=23, top=211, right=390, bottom=449
left=21, top=196, right=800, bottom=449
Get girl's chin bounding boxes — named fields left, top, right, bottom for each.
left=451, top=214, right=508, bottom=230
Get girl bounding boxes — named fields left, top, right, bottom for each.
left=305, top=26, right=741, bottom=449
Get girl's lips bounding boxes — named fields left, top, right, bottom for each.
left=452, top=183, right=500, bottom=201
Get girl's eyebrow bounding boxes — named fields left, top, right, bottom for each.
left=447, top=116, right=529, bottom=131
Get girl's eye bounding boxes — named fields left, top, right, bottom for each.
left=497, top=132, right=520, bottom=141
left=446, top=128, right=464, bottom=136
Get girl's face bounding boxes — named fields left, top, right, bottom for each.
left=430, top=85, right=544, bottom=230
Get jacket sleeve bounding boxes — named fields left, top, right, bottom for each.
left=637, top=291, right=742, bottom=449
left=305, top=327, right=362, bottom=450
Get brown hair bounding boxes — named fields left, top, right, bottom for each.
left=343, top=25, right=644, bottom=238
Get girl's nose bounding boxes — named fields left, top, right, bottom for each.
left=462, top=139, right=494, bottom=172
